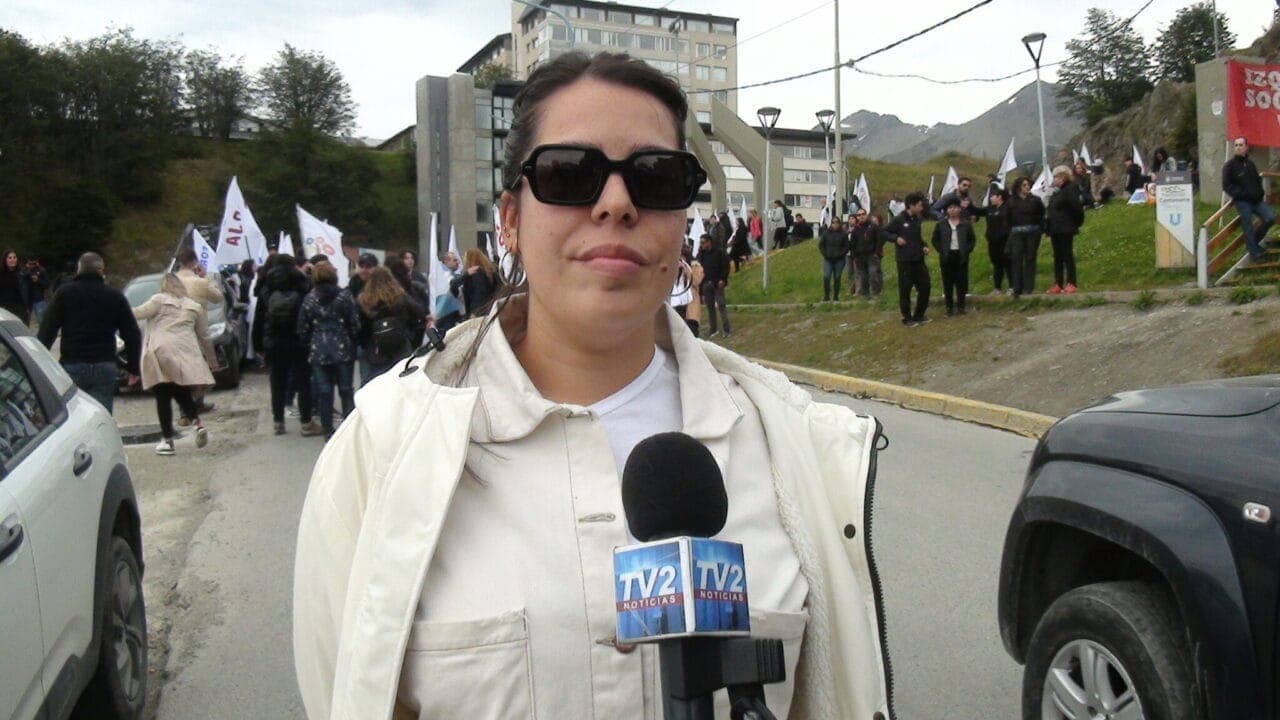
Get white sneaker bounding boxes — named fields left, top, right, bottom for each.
left=154, top=439, right=175, bottom=456
left=195, top=426, right=208, bottom=448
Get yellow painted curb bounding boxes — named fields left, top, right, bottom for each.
left=753, top=358, right=1058, bottom=439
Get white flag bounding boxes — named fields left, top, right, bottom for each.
left=1133, top=144, right=1146, bottom=173
left=739, top=196, right=749, bottom=227
left=940, top=166, right=959, bottom=198
left=214, top=176, right=268, bottom=268
left=192, top=229, right=216, bottom=273
left=1080, top=143, right=1093, bottom=166
left=855, top=173, right=871, bottom=215
left=818, top=202, right=829, bottom=228
left=1072, top=149, right=1080, bottom=166
left=927, top=176, right=936, bottom=203
left=996, top=138, right=1018, bottom=187
left=277, top=230, right=294, bottom=257
left=296, top=204, right=348, bottom=287
left=427, top=213, right=447, bottom=314
left=690, top=207, right=706, bottom=242
left=448, top=225, right=459, bottom=260
left=1031, top=166, right=1053, bottom=199
left=727, top=203, right=738, bottom=230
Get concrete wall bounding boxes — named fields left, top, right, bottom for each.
left=1197, top=55, right=1272, bottom=204
left=686, top=117, right=726, bottom=213
left=709, top=98, right=782, bottom=216
left=416, top=73, right=480, bottom=260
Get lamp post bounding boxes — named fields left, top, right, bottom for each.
left=668, top=19, right=682, bottom=83
left=1022, top=32, right=1049, bottom=175
left=816, top=109, right=835, bottom=222
left=757, top=106, right=781, bottom=292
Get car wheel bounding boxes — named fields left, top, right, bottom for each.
left=81, top=536, right=147, bottom=719
left=1023, top=581, right=1198, bottom=720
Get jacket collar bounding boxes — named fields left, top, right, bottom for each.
left=426, top=295, right=742, bottom=445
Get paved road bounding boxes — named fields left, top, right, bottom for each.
left=139, top=381, right=1033, bottom=719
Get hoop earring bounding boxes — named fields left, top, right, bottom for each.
left=669, top=259, right=692, bottom=297
left=499, top=251, right=526, bottom=287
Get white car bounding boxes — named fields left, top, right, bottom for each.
left=0, top=309, right=146, bottom=719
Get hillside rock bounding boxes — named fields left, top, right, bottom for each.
left=1069, top=81, right=1195, bottom=191
left=836, top=82, right=1082, bottom=165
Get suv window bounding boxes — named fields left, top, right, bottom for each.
left=0, top=341, right=49, bottom=465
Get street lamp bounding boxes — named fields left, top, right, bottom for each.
left=757, top=106, right=781, bottom=292
left=1022, top=32, right=1049, bottom=175
left=668, top=19, right=682, bottom=81
left=816, top=109, right=835, bottom=222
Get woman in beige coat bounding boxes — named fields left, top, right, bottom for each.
left=133, top=273, right=217, bottom=455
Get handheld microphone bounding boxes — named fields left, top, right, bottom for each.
left=615, top=432, right=785, bottom=720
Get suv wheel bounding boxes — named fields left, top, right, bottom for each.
left=81, top=536, right=147, bottom=719
left=1023, top=581, right=1198, bottom=720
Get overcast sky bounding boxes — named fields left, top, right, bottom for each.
left=6, top=0, right=1275, bottom=139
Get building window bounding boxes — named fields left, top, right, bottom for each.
left=709, top=140, right=726, bottom=153
left=476, top=137, right=491, bottom=162
left=477, top=201, right=491, bottom=223
left=686, top=19, right=710, bottom=33
left=580, top=7, right=601, bottom=20
left=714, top=44, right=728, bottom=58
left=712, top=67, right=727, bottom=82
left=714, top=90, right=729, bottom=104
left=493, top=96, right=514, bottom=130
left=695, top=111, right=711, bottom=124
left=778, top=144, right=815, bottom=159
left=646, top=59, right=678, bottom=74
left=474, top=97, right=492, bottom=130
left=493, top=167, right=504, bottom=192
left=607, top=10, right=632, bottom=24
left=695, top=65, right=710, bottom=81
left=477, top=167, right=494, bottom=194
left=549, top=3, right=577, bottom=17
left=697, top=42, right=711, bottom=57
left=493, top=137, right=506, bottom=162
left=614, top=32, right=634, bottom=49
left=550, top=24, right=567, bottom=41
left=634, top=13, right=656, bottom=26
left=723, top=165, right=752, bottom=180
left=713, top=22, right=734, bottom=35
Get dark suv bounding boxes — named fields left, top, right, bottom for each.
left=999, top=376, right=1280, bottom=720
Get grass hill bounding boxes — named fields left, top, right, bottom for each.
left=844, top=152, right=1003, bottom=208
left=101, top=138, right=416, bottom=280
left=727, top=201, right=1214, bottom=306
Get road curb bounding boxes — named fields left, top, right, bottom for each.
left=752, top=358, right=1059, bottom=439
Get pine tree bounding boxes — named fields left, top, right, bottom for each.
left=1154, top=2, right=1235, bottom=82
left=1058, top=8, right=1154, bottom=125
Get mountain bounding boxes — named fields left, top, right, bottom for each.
left=835, top=82, right=1083, bottom=166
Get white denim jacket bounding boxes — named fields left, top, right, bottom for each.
left=293, top=301, right=893, bottom=720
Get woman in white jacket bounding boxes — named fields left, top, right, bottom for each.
left=294, top=51, right=893, bottom=720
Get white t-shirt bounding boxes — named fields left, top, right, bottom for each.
left=590, top=346, right=682, bottom=477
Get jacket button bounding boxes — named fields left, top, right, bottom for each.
left=843, top=524, right=857, bottom=539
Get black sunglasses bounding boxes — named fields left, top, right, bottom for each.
left=510, top=144, right=707, bottom=210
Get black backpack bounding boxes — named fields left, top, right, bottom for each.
left=782, top=205, right=794, bottom=229
left=266, top=289, right=303, bottom=334
left=368, top=313, right=412, bottom=364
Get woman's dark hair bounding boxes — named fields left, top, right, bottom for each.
left=1, top=249, right=18, bottom=272
left=501, top=51, right=689, bottom=192
left=239, top=259, right=255, bottom=275
left=1152, top=147, right=1168, bottom=164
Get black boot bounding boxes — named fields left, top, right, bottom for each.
left=822, top=277, right=831, bottom=301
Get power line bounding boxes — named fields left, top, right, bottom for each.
left=686, top=0, right=996, bottom=95
left=724, top=1, right=832, bottom=54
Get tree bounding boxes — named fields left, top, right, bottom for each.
left=256, top=44, right=356, bottom=136
left=1058, top=8, right=1154, bottom=126
left=1154, top=2, right=1235, bottom=82
left=185, top=48, right=256, bottom=140
left=473, top=62, right=513, bottom=89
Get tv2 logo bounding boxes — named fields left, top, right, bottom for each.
left=619, top=566, right=678, bottom=600
left=695, top=561, right=745, bottom=593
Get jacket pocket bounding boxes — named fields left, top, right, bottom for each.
left=398, top=610, right=535, bottom=720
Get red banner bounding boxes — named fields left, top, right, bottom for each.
left=1227, top=60, right=1280, bottom=147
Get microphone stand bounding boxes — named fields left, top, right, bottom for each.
left=659, top=637, right=785, bottom=720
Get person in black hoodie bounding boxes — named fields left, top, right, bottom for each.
left=885, top=192, right=931, bottom=326
left=1223, top=137, right=1275, bottom=262
left=818, top=216, right=850, bottom=301
left=695, top=233, right=731, bottom=337
left=389, top=257, right=430, bottom=316
left=253, top=253, right=319, bottom=436
left=984, top=189, right=1013, bottom=294
left=38, top=252, right=141, bottom=414
left=1005, top=176, right=1046, bottom=298
left=1046, top=166, right=1085, bottom=293
left=931, top=198, right=977, bottom=315
left=728, top=218, right=752, bottom=272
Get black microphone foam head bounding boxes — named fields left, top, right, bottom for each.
left=621, top=432, right=728, bottom=541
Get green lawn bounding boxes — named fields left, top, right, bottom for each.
left=727, top=201, right=1215, bottom=305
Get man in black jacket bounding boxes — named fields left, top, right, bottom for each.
left=1223, top=137, right=1275, bottom=262
left=696, top=233, right=731, bottom=337
left=847, top=210, right=878, bottom=298
left=930, top=176, right=985, bottom=223
left=37, top=252, right=141, bottom=414
left=931, top=198, right=977, bottom=315
left=886, top=192, right=932, bottom=326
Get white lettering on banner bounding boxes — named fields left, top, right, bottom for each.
left=694, top=561, right=745, bottom=592
left=618, top=566, right=678, bottom=601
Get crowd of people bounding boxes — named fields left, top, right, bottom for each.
left=30, top=242, right=501, bottom=455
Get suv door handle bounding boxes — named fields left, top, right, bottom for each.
left=73, top=445, right=93, bottom=476
left=0, top=515, right=24, bottom=563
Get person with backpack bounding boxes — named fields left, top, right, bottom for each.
left=253, top=253, right=320, bottom=436
left=357, top=266, right=425, bottom=382
left=297, top=261, right=360, bottom=439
